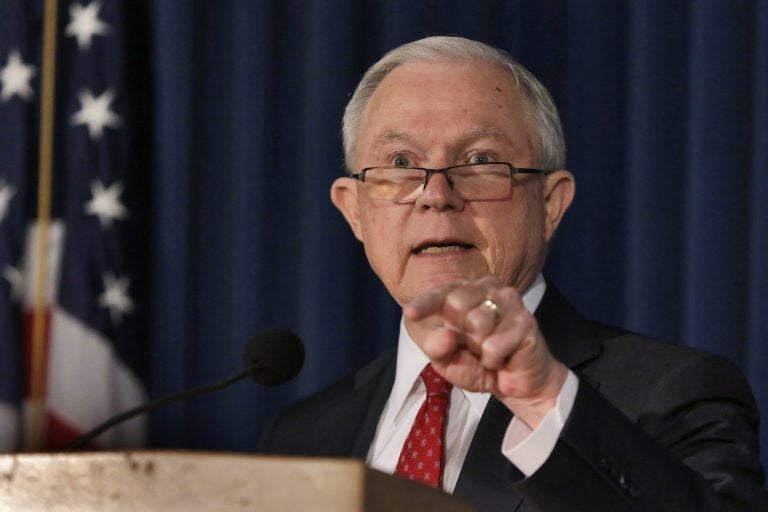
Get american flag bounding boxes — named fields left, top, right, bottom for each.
left=0, top=0, right=149, bottom=450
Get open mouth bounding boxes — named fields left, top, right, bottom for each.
left=413, top=242, right=474, bottom=255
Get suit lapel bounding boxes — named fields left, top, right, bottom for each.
left=347, top=351, right=397, bottom=458
left=535, top=284, right=604, bottom=371
left=453, top=397, right=525, bottom=511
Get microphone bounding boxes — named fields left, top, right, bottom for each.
left=243, top=328, right=305, bottom=386
left=66, top=328, right=304, bottom=450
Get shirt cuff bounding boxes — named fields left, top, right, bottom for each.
left=500, top=370, right=579, bottom=476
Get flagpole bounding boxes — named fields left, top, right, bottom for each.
left=26, top=0, right=59, bottom=451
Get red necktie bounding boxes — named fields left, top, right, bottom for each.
left=394, top=364, right=453, bottom=488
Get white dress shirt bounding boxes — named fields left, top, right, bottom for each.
left=366, top=275, right=579, bottom=492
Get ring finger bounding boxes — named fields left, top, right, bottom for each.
left=463, top=292, right=504, bottom=352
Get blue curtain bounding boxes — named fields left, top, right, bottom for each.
left=145, top=0, right=768, bottom=473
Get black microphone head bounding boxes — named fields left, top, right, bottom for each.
left=243, top=328, right=305, bottom=386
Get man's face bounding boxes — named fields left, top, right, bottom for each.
left=332, top=60, right=574, bottom=308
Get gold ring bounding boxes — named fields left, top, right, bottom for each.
left=481, top=298, right=502, bottom=324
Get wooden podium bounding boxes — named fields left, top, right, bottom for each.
left=0, top=451, right=477, bottom=511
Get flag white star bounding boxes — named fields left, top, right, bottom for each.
left=0, top=178, right=17, bottom=225
left=84, top=179, right=128, bottom=228
left=2, top=265, right=24, bottom=303
left=70, top=88, right=121, bottom=140
left=65, top=1, right=110, bottom=51
left=98, top=273, right=134, bottom=324
left=0, top=49, right=36, bottom=102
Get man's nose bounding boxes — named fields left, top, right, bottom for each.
left=415, top=171, right=465, bottom=211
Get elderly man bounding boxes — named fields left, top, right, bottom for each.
left=259, top=36, right=766, bottom=511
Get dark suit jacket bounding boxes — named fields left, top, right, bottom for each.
left=259, top=286, right=767, bottom=511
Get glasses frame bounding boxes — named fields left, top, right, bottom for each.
left=350, top=162, right=550, bottom=202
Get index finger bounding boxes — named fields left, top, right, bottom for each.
left=404, top=282, right=464, bottom=320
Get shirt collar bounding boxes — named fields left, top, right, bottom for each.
left=390, top=274, right=547, bottom=423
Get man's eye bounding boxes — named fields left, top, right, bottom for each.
left=393, top=155, right=411, bottom=167
left=469, top=153, right=492, bottom=164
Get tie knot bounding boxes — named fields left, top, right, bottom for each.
left=421, top=364, right=452, bottom=398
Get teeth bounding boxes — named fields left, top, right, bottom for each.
left=418, top=244, right=467, bottom=254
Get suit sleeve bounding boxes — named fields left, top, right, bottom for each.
left=511, top=352, right=768, bottom=511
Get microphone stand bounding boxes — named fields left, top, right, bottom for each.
left=66, top=363, right=262, bottom=450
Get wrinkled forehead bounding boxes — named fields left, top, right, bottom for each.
left=368, top=126, right=523, bottom=158
left=370, top=59, right=525, bottom=106
left=355, top=61, right=538, bottom=163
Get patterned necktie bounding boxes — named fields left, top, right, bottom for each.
left=394, top=364, right=453, bottom=488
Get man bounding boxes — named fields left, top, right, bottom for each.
left=259, top=36, right=767, bottom=511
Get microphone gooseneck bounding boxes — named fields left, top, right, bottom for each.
left=66, top=328, right=304, bottom=450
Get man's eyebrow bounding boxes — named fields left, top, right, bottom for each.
left=372, top=130, right=413, bottom=145
left=465, top=127, right=508, bottom=140
left=373, top=127, right=509, bottom=144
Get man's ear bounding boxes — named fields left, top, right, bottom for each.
left=330, top=177, right=364, bottom=241
left=542, top=170, right=575, bottom=241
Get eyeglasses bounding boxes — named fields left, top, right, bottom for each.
left=350, top=162, right=549, bottom=203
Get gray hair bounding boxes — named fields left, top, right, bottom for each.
left=342, top=36, right=566, bottom=172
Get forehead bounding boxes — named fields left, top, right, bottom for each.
left=356, top=60, right=536, bottom=162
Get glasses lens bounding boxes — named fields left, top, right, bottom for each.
left=450, top=164, right=511, bottom=200
left=364, top=168, right=424, bottom=201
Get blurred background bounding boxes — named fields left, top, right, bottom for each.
left=1, top=0, right=766, bottom=473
